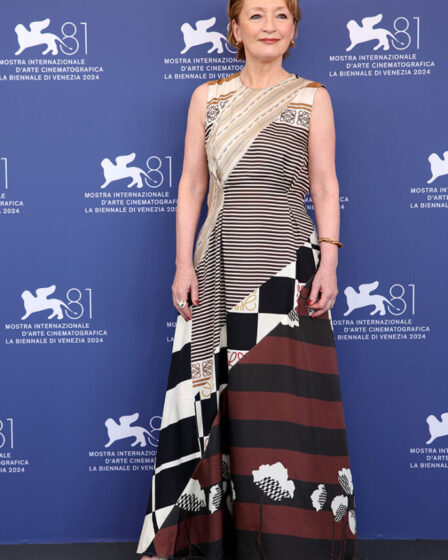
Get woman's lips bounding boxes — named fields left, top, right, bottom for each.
left=260, top=39, right=280, bottom=44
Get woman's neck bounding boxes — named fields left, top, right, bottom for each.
left=239, top=58, right=291, bottom=89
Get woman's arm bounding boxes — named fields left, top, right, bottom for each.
left=172, top=82, right=209, bottom=321
left=175, top=82, right=209, bottom=267
left=307, top=86, right=340, bottom=317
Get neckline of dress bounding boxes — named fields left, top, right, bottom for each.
left=236, top=71, right=297, bottom=91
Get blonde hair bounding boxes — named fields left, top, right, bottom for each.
left=227, top=0, right=301, bottom=61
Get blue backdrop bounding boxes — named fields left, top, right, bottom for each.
left=1, top=0, right=447, bottom=546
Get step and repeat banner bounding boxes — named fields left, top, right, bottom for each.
left=1, top=0, right=447, bottom=547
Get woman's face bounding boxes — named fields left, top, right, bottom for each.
left=232, top=0, right=296, bottom=62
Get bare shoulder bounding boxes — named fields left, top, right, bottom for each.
left=309, top=85, right=335, bottom=133
left=191, top=81, right=209, bottom=102
left=312, top=86, right=333, bottom=113
left=188, top=82, right=209, bottom=126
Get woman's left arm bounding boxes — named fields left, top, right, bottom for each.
left=307, top=86, right=340, bottom=318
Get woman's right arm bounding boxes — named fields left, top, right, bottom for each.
left=172, top=82, right=209, bottom=321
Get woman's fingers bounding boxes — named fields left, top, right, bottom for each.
left=173, top=292, right=192, bottom=321
left=172, top=265, right=199, bottom=321
left=171, top=264, right=198, bottom=321
left=308, top=292, right=336, bottom=318
left=190, top=282, right=199, bottom=307
left=308, top=282, right=321, bottom=307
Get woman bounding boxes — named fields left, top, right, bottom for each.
left=138, top=0, right=358, bottom=558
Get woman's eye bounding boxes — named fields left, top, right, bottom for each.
left=250, top=13, right=288, bottom=20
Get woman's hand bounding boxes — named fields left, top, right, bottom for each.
left=172, top=263, right=199, bottom=321
left=307, top=263, right=338, bottom=318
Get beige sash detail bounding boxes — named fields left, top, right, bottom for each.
left=193, top=74, right=311, bottom=269
left=207, top=74, right=307, bottom=184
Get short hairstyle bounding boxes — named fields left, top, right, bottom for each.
left=227, top=0, right=301, bottom=61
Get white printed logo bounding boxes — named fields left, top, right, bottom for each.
left=427, top=150, right=448, bottom=184
left=181, top=17, right=233, bottom=54
left=100, top=153, right=158, bottom=190
left=346, top=14, right=406, bottom=52
left=21, top=285, right=73, bottom=320
left=105, top=413, right=161, bottom=448
left=426, top=412, right=448, bottom=444
left=344, top=281, right=401, bottom=316
left=15, top=18, right=74, bottom=56
left=20, top=285, right=93, bottom=321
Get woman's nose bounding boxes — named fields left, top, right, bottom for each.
left=262, top=15, right=276, bottom=32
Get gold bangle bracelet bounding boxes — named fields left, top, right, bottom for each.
left=318, top=237, right=343, bottom=248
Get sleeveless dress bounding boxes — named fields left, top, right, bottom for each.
left=137, top=71, right=358, bottom=560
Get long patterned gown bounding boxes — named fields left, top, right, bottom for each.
left=137, top=71, right=358, bottom=560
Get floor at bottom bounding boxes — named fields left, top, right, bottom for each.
left=0, top=540, right=447, bottom=560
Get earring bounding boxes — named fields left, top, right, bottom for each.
left=236, top=40, right=242, bottom=48
left=290, top=39, right=295, bottom=47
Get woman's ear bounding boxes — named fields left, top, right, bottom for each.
left=231, top=18, right=240, bottom=43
